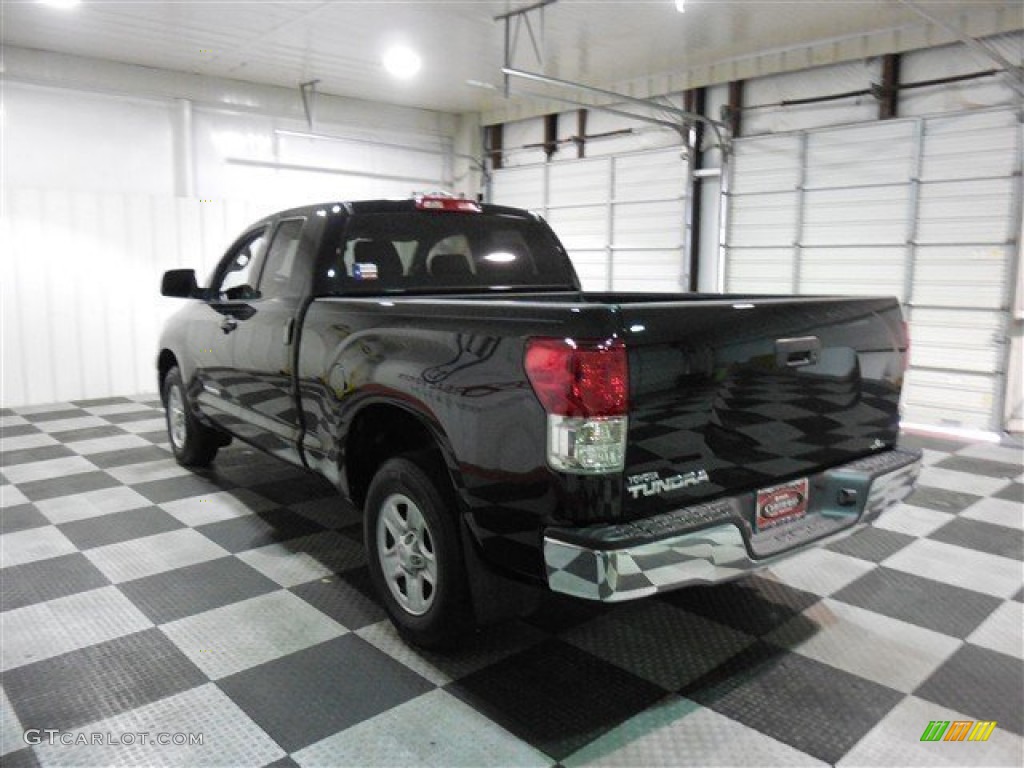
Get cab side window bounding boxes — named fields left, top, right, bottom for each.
left=258, top=218, right=306, bottom=300
left=216, top=229, right=267, bottom=301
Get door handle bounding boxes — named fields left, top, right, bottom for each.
left=221, top=317, right=239, bottom=334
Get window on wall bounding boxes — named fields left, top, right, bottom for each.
left=258, top=218, right=306, bottom=300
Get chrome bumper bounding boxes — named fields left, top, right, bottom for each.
left=544, top=448, right=921, bottom=602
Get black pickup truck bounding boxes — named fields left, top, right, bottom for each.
left=159, top=196, right=921, bottom=647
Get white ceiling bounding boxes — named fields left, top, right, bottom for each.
left=3, top=0, right=1021, bottom=120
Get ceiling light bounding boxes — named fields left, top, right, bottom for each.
left=675, top=0, right=686, bottom=12
left=383, top=46, right=421, bottom=79
left=39, top=0, right=81, bottom=8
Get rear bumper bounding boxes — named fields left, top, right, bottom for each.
left=544, top=448, right=921, bottom=602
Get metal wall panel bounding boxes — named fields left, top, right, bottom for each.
left=490, top=166, right=544, bottom=211
left=491, top=146, right=690, bottom=296
left=2, top=188, right=264, bottom=406
left=725, top=107, right=1020, bottom=431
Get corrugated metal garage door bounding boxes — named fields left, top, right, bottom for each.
left=491, top=147, right=689, bottom=291
left=725, top=108, right=1021, bottom=431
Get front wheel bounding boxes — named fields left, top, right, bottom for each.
left=364, top=455, right=473, bottom=649
left=162, top=366, right=222, bottom=467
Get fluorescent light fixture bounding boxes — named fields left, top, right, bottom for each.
left=675, top=0, right=686, bottom=12
left=485, top=252, right=516, bottom=264
left=39, top=0, right=81, bottom=7
left=383, top=46, right=421, bottom=79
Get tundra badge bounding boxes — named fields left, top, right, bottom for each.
left=627, top=469, right=710, bottom=499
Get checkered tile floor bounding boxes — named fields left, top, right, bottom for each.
left=2, top=396, right=1022, bottom=767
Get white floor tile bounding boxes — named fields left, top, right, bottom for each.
left=957, top=443, right=1024, bottom=466
left=1, top=433, right=60, bottom=452
left=883, top=539, right=1022, bottom=599
left=0, top=686, right=24, bottom=757
left=106, top=460, right=192, bottom=485
left=874, top=503, right=954, bottom=538
left=36, top=487, right=154, bottom=524
left=160, top=591, right=346, bottom=680
left=293, top=689, right=552, bottom=768
left=916, top=466, right=1011, bottom=498
left=36, top=416, right=110, bottom=434
left=159, top=489, right=277, bottom=527
left=966, top=602, right=1024, bottom=660
left=84, top=529, right=228, bottom=583
left=0, top=485, right=29, bottom=509
left=118, top=418, right=169, bottom=434
left=1, top=526, right=77, bottom=567
left=765, top=548, right=876, bottom=597
left=64, top=434, right=152, bottom=456
left=838, top=695, right=1023, bottom=767
left=235, top=531, right=365, bottom=588
left=563, top=696, right=828, bottom=767
left=960, top=497, right=1024, bottom=531
left=32, top=683, right=285, bottom=768
left=0, top=586, right=153, bottom=672
left=2, top=456, right=98, bottom=484
left=768, top=599, right=961, bottom=693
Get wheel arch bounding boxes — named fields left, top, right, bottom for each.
left=344, top=402, right=463, bottom=512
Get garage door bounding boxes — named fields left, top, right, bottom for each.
left=491, top=146, right=690, bottom=292
left=724, top=107, right=1020, bottom=432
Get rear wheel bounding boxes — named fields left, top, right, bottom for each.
left=162, top=366, right=221, bottom=467
left=365, top=454, right=473, bottom=649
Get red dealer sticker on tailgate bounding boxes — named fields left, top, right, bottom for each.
left=756, top=478, right=809, bottom=530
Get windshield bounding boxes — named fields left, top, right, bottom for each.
left=318, top=211, right=579, bottom=295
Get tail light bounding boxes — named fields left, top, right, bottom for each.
left=524, top=337, right=628, bottom=474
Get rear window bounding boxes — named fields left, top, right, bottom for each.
left=318, top=211, right=578, bottom=295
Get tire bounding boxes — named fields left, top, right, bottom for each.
left=364, top=454, right=474, bottom=649
left=162, top=366, right=221, bottom=467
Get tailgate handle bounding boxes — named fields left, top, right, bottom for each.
left=776, top=336, right=821, bottom=368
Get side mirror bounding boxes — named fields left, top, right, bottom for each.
left=161, top=269, right=199, bottom=298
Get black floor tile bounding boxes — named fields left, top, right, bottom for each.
left=289, top=567, right=386, bottom=630
left=70, top=397, right=135, bottom=407
left=0, top=504, right=50, bottom=535
left=1014, top=587, right=1023, bottom=602
left=104, top=410, right=164, bottom=424
left=934, top=455, right=1021, bottom=480
left=682, top=641, right=903, bottom=765
left=261, top=758, right=301, bottom=768
left=85, top=445, right=174, bottom=469
left=825, top=525, right=916, bottom=562
left=994, top=482, right=1023, bottom=504
left=524, top=592, right=611, bottom=635
left=1, top=425, right=42, bottom=438
left=120, top=557, right=279, bottom=624
left=0, top=748, right=41, bottom=768
left=658, top=575, right=821, bottom=637
left=447, top=638, right=666, bottom=761
left=218, top=635, right=434, bottom=753
left=20, top=409, right=86, bottom=424
left=130, top=473, right=236, bottom=504
left=916, top=644, right=1024, bottom=736
left=136, top=430, right=171, bottom=444
left=0, top=407, right=14, bottom=416
left=248, top=475, right=338, bottom=506
left=832, top=567, right=1002, bottom=638
left=928, top=516, right=1024, bottom=560
left=195, top=509, right=324, bottom=554
left=1, top=553, right=111, bottom=611
left=16, top=471, right=121, bottom=502
left=52, top=425, right=127, bottom=443
left=1, top=445, right=74, bottom=467
left=57, top=506, right=185, bottom=550
left=3, top=628, right=207, bottom=733
left=903, top=485, right=982, bottom=514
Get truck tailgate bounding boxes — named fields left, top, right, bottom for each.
left=615, top=296, right=908, bottom=521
